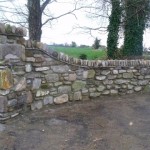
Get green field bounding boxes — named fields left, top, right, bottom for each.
left=49, top=46, right=107, bottom=60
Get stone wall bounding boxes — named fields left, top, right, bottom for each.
left=0, top=23, right=150, bottom=121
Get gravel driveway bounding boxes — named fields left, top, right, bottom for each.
left=0, top=93, right=150, bottom=150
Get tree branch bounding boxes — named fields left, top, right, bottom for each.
left=41, top=0, right=52, bottom=13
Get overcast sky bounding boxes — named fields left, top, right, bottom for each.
left=1, top=0, right=150, bottom=47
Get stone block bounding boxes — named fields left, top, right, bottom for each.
left=17, top=93, right=27, bottom=108
left=145, top=75, right=150, bottom=79
left=138, top=80, right=149, bottom=86
left=68, top=73, right=77, bottom=81
left=0, top=35, right=6, bottom=44
left=32, top=78, right=41, bottom=90
left=14, top=77, right=26, bottom=91
left=58, top=86, right=71, bottom=94
left=25, top=63, right=32, bottom=72
left=113, top=70, right=118, bottom=74
left=0, top=90, right=10, bottom=96
left=123, top=72, right=133, bottom=79
left=43, top=96, right=53, bottom=105
left=35, top=67, right=49, bottom=71
left=0, top=23, right=5, bottom=34
left=82, top=88, right=88, bottom=94
left=143, top=85, right=150, bottom=93
left=101, top=70, right=110, bottom=75
left=103, top=80, right=113, bottom=85
left=83, top=70, right=95, bottom=78
left=8, top=99, right=17, bottom=107
left=127, top=90, right=134, bottom=94
left=82, top=95, right=90, bottom=101
left=0, top=68, right=13, bottom=90
left=51, top=65, right=69, bottom=73
left=90, top=92, right=100, bottom=97
left=54, top=82, right=63, bottom=86
left=96, top=76, right=106, bottom=80
left=115, top=79, right=128, bottom=84
left=45, top=74, right=59, bottom=82
left=36, top=90, right=49, bottom=97
left=127, top=84, right=134, bottom=90
left=97, top=85, right=105, bottom=92
left=73, top=92, right=82, bottom=100
left=119, top=70, right=126, bottom=73
left=108, top=75, right=117, bottom=80
left=102, top=90, right=110, bottom=95
left=5, top=54, right=19, bottom=60
left=0, top=96, right=7, bottom=112
left=54, top=94, right=68, bottom=104
left=34, top=54, right=45, bottom=63
left=138, top=76, right=144, bottom=80
left=26, top=57, right=35, bottom=62
left=26, top=91, right=33, bottom=104
left=110, top=90, right=118, bottom=94
left=0, top=44, right=25, bottom=60
left=72, top=80, right=86, bottom=91
left=134, top=86, right=142, bottom=92
left=31, top=101, right=43, bottom=110
left=89, top=88, right=96, bottom=92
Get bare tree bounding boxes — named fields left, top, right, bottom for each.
left=0, top=0, right=87, bottom=41
left=75, top=0, right=110, bottom=37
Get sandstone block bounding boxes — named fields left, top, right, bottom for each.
left=0, top=68, right=13, bottom=90
left=54, top=94, right=68, bottom=104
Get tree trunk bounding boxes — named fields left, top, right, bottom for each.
left=123, top=0, right=148, bottom=58
left=28, top=0, right=42, bottom=41
left=107, top=0, right=121, bottom=59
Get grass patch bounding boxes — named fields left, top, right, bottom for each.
left=49, top=46, right=107, bottom=60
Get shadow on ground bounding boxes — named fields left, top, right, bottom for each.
left=0, top=93, right=150, bottom=150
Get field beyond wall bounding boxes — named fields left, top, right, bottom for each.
left=49, top=46, right=107, bottom=60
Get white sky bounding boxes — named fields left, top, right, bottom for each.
left=1, top=0, right=150, bottom=47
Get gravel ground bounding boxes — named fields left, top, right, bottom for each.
left=0, top=93, right=150, bottom=150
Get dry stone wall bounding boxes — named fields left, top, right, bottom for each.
left=0, top=23, right=150, bottom=121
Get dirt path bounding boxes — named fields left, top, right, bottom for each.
left=0, top=93, right=150, bottom=150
